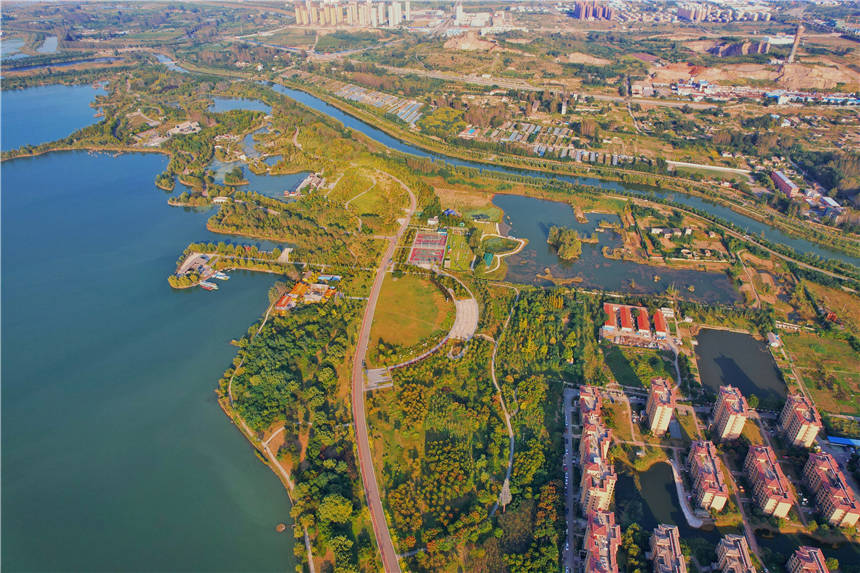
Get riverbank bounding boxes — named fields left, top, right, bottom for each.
left=278, top=76, right=860, bottom=261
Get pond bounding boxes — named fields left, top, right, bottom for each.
left=694, top=328, right=787, bottom=407
left=493, top=194, right=740, bottom=304
left=614, top=463, right=726, bottom=562
left=36, top=35, right=58, bottom=54
left=155, top=53, right=188, bottom=73
left=209, top=97, right=272, bottom=114
left=209, top=158, right=309, bottom=202
left=1, top=38, right=27, bottom=59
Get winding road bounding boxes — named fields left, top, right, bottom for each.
left=351, top=173, right=416, bottom=573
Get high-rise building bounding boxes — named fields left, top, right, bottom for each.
left=744, top=445, right=795, bottom=518
left=580, top=425, right=617, bottom=513
left=404, top=0, right=411, bottom=21
left=787, top=547, right=828, bottom=573
left=646, top=378, right=676, bottom=436
left=584, top=510, right=622, bottom=573
left=687, top=441, right=729, bottom=512
left=650, top=524, right=687, bottom=573
left=713, top=385, right=748, bottom=441
left=716, top=535, right=756, bottom=573
left=779, top=394, right=822, bottom=448
left=803, top=452, right=860, bottom=528
left=571, top=1, right=614, bottom=20
left=377, top=2, right=386, bottom=26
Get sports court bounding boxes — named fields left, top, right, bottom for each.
left=407, top=232, right=448, bottom=267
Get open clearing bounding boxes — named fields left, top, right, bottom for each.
left=784, top=332, right=860, bottom=415
left=369, top=273, right=454, bottom=351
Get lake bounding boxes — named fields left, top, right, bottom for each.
left=493, top=194, right=740, bottom=303
left=1, top=84, right=105, bottom=152
left=695, top=328, right=787, bottom=407
left=2, top=96, right=296, bottom=569
left=267, top=82, right=860, bottom=268
left=155, top=53, right=188, bottom=73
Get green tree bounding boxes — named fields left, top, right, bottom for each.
left=318, top=493, right=353, bottom=524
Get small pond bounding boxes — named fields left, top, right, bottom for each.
left=694, top=328, right=787, bottom=407
left=494, top=194, right=740, bottom=304
left=209, top=97, right=271, bottom=114
left=209, top=159, right=308, bottom=202
left=36, top=36, right=58, bottom=54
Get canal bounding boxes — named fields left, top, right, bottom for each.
left=695, top=328, right=788, bottom=408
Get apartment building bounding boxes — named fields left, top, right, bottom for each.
left=687, top=441, right=729, bottom=512
left=786, top=547, right=828, bottom=573
left=716, top=535, right=756, bottom=573
left=584, top=510, right=622, bottom=573
left=803, top=452, right=860, bottom=528
left=650, top=524, right=687, bottom=573
left=744, top=445, right=795, bottom=518
left=713, top=385, right=748, bottom=441
left=646, top=378, right=677, bottom=436
left=779, top=394, right=822, bottom=448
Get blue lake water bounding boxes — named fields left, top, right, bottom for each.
left=2, top=90, right=296, bottom=570
left=155, top=53, right=188, bottom=73
left=1, top=38, right=27, bottom=58
left=6, top=57, right=121, bottom=72
left=1, top=84, right=105, bottom=152
left=36, top=35, right=58, bottom=54
left=210, top=97, right=272, bottom=114
left=210, top=158, right=308, bottom=201
left=267, top=83, right=859, bottom=269
left=494, top=194, right=740, bottom=303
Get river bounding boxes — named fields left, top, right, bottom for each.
left=1, top=87, right=296, bottom=571
left=265, top=83, right=859, bottom=269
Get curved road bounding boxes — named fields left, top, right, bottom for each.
left=351, top=173, right=416, bottom=573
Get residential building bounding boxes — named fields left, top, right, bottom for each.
left=650, top=524, right=687, bottom=573
left=646, top=378, right=676, bottom=436
left=580, top=439, right=617, bottom=513
left=803, top=452, right=860, bottom=528
left=579, top=385, right=603, bottom=425
left=786, top=547, right=828, bottom=573
left=687, top=441, right=729, bottom=512
left=653, top=309, right=668, bottom=339
left=620, top=306, right=634, bottom=333
left=716, top=535, right=756, bottom=573
left=636, top=308, right=651, bottom=336
left=744, top=445, right=795, bottom=518
left=779, top=394, right=822, bottom=448
left=584, top=510, right=622, bottom=573
left=603, top=303, right=618, bottom=333
left=771, top=170, right=800, bottom=198
left=713, top=385, right=748, bottom=441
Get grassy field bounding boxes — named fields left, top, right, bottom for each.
left=602, top=345, right=675, bottom=388
left=445, top=232, right=473, bottom=272
left=804, top=281, right=860, bottom=332
left=783, top=332, right=860, bottom=415
left=368, top=274, right=454, bottom=363
left=483, top=236, right=520, bottom=254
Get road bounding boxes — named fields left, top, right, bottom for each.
left=350, top=173, right=416, bottom=573
left=666, top=159, right=751, bottom=175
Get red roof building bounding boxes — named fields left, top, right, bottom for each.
left=653, top=309, right=668, bottom=338
left=636, top=307, right=650, bottom=335
left=603, top=303, right=618, bottom=331
left=620, top=306, right=633, bottom=333
left=274, top=293, right=292, bottom=311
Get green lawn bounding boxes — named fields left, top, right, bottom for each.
left=445, top=232, right=473, bottom=272
left=483, top=236, right=519, bottom=254
left=368, top=274, right=454, bottom=365
left=602, top=345, right=675, bottom=388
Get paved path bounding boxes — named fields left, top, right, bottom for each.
left=667, top=159, right=751, bottom=175
left=669, top=453, right=706, bottom=528
left=351, top=173, right=416, bottom=573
